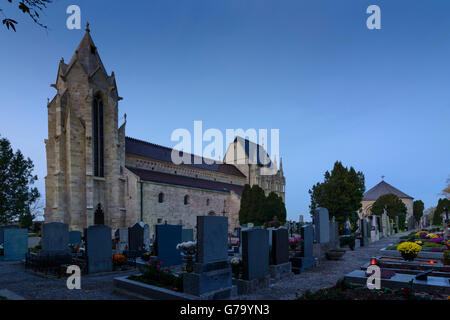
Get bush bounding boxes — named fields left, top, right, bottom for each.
left=339, top=235, right=355, bottom=250
left=443, top=250, right=450, bottom=265
left=130, top=258, right=183, bottom=292
left=422, top=242, right=445, bottom=248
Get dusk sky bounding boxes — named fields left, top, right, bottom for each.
left=1, top=0, right=449, bottom=221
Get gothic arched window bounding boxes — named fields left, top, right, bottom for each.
left=93, top=97, right=104, bottom=177
left=158, top=192, right=164, bottom=203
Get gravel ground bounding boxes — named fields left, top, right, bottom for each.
left=0, top=262, right=135, bottom=300
left=236, top=232, right=404, bottom=300
left=0, top=233, right=403, bottom=300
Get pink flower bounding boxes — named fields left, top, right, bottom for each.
left=156, top=265, right=161, bottom=269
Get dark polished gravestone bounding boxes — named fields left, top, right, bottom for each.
left=242, top=229, right=269, bottom=280
left=155, top=224, right=182, bottom=266
left=329, top=220, right=339, bottom=249
left=69, top=231, right=82, bottom=246
left=269, top=228, right=292, bottom=280
left=360, top=219, right=370, bottom=247
left=128, top=223, right=144, bottom=252
left=1, top=228, right=28, bottom=261
left=271, top=228, right=289, bottom=265
left=85, top=225, right=112, bottom=274
left=313, top=207, right=330, bottom=243
left=42, top=222, right=70, bottom=253
left=182, top=228, right=194, bottom=243
left=183, top=216, right=233, bottom=299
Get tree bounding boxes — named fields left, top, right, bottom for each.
left=1, top=0, right=52, bottom=32
left=371, top=193, right=407, bottom=218
left=397, top=212, right=406, bottom=231
left=433, top=198, right=450, bottom=225
left=238, top=184, right=252, bottom=225
left=309, top=161, right=365, bottom=224
left=238, top=185, right=287, bottom=226
left=248, top=185, right=266, bottom=225
left=0, top=135, right=40, bottom=225
left=443, top=176, right=450, bottom=199
left=413, top=200, right=424, bottom=225
left=263, top=192, right=287, bottom=224
left=19, top=206, right=34, bottom=229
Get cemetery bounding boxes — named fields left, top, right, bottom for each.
left=1, top=205, right=449, bottom=301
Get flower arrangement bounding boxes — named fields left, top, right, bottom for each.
left=415, top=230, right=428, bottom=237
left=289, top=236, right=301, bottom=250
left=113, top=254, right=127, bottom=267
left=397, top=242, right=422, bottom=261
left=141, top=251, right=152, bottom=262
left=426, top=233, right=439, bottom=239
left=230, top=257, right=242, bottom=278
left=427, top=236, right=444, bottom=244
left=176, top=241, right=197, bottom=256
left=129, top=258, right=183, bottom=292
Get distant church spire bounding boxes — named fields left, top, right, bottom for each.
left=86, top=22, right=90, bottom=33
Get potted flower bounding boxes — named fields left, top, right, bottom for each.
left=112, top=254, right=127, bottom=268
left=230, top=257, right=242, bottom=279
left=397, top=241, right=422, bottom=261
left=176, top=241, right=197, bottom=273
left=326, top=249, right=346, bottom=260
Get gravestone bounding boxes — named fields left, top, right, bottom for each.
left=2, top=228, right=27, bottom=261
left=271, top=228, right=289, bottom=265
left=313, top=207, right=330, bottom=243
left=42, top=222, right=70, bottom=254
left=267, top=227, right=275, bottom=246
left=242, top=228, right=269, bottom=281
left=181, top=228, right=194, bottom=242
left=69, top=231, right=82, bottom=246
left=116, top=228, right=129, bottom=252
left=183, top=216, right=232, bottom=299
left=155, top=224, right=182, bottom=266
left=291, top=225, right=314, bottom=274
left=329, top=220, right=339, bottom=249
left=128, top=223, right=144, bottom=252
left=143, top=224, right=150, bottom=251
left=0, top=226, right=19, bottom=245
left=85, top=225, right=112, bottom=273
left=362, top=219, right=370, bottom=246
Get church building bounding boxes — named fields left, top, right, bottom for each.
left=44, top=26, right=286, bottom=235
left=359, top=180, right=414, bottom=218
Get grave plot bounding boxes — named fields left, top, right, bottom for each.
left=360, top=256, right=450, bottom=278
left=116, top=217, right=233, bottom=300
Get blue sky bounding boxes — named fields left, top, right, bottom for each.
left=1, top=0, right=449, bottom=221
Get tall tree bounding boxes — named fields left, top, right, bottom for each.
left=1, top=0, right=52, bottom=32
left=263, top=192, right=287, bottom=224
left=238, top=184, right=252, bottom=225
left=0, top=135, right=40, bottom=225
left=309, top=161, right=365, bottom=224
left=371, top=193, right=407, bottom=218
left=433, top=198, right=449, bottom=225
left=413, top=200, right=425, bottom=224
left=443, top=176, right=450, bottom=199
left=248, top=185, right=266, bottom=225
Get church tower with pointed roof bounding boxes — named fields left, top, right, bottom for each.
left=44, top=24, right=128, bottom=231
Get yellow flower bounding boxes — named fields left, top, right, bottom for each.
left=397, top=241, right=422, bottom=255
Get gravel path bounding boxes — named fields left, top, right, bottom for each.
left=0, top=262, right=135, bottom=300
left=237, top=232, right=404, bottom=300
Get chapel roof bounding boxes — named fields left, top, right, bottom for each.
left=363, top=180, right=413, bottom=201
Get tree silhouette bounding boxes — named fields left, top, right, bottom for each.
left=1, top=0, right=52, bottom=32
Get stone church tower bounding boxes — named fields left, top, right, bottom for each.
left=44, top=24, right=127, bottom=231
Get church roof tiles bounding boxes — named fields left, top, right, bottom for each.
left=363, top=180, right=413, bottom=201
left=125, top=137, right=246, bottom=178
left=126, top=167, right=244, bottom=196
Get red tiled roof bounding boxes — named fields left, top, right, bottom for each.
left=126, top=167, right=244, bottom=196
left=125, top=137, right=246, bottom=178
